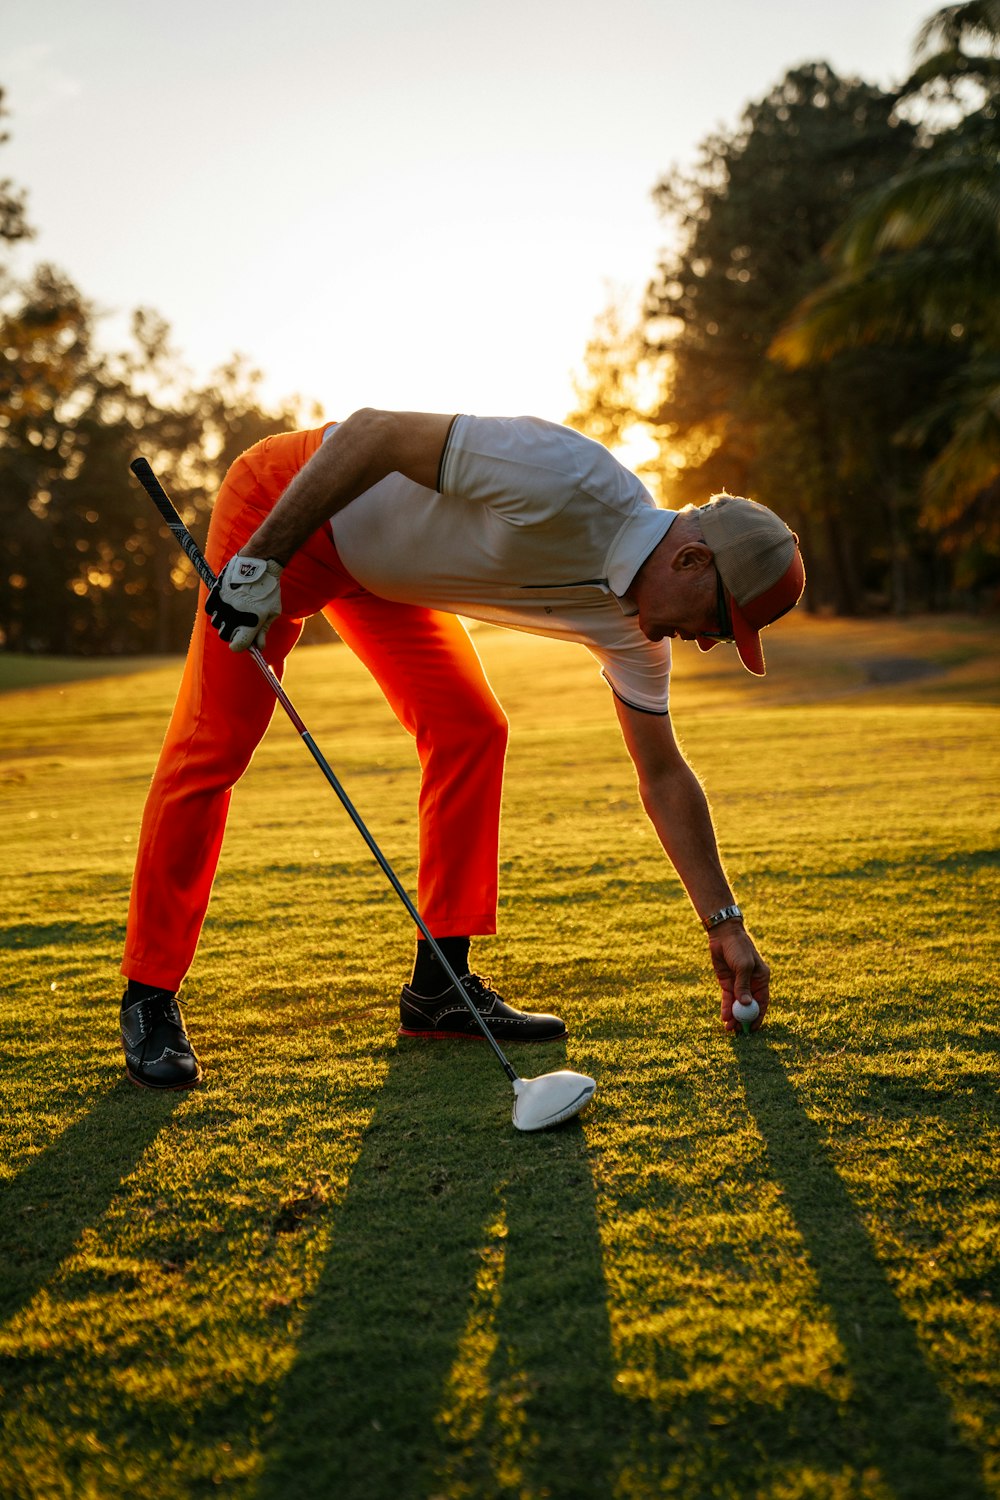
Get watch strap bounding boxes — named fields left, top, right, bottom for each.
left=703, top=903, right=743, bottom=931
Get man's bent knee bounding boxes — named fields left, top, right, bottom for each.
left=460, top=695, right=509, bottom=759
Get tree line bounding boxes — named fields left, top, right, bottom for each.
left=2, top=2, right=997, bottom=655
left=0, top=95, right=317, bottom=656
left=570, top=1, right=1000, bottom=615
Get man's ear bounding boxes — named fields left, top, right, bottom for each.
left=671, top=541, right=714, bottom=573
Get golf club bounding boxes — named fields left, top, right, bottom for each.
left=129, top=456, right=596, bottom=1131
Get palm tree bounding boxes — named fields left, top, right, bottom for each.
left=770, top=2, right=1000, bottom=537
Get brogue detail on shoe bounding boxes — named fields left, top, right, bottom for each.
left=398, top=973, right=567, bottom=1043
left=120, top=992, right=202, bottom=1090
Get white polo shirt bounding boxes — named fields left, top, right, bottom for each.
left=329, top=415, right=675, bottom=713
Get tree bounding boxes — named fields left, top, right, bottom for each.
left=0, top=275, right=314, bottom=653
left=0, top=89, right=320, bottom=655
left=771, top=3, right=1000, bottom=575
left=643, top=63, right=934, bottom=613
left=0, top=87, right=32, bottom=260
left=0, top=265, right=97, bottom=651
left=565, top=294, right=671, bottom=500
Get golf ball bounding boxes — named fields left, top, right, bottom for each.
left=732, top=998, right=760, bottom=1033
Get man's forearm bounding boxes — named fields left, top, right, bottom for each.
left=637, top=759, right=736, bottom=923
left=613, top=697, right=738, bottom=924
left=246, top=413, right=388, bottom=565
left=613, top=701, right=766, bottom=1016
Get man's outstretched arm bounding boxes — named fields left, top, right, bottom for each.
left=613, top=695, right=770, bottom=1031
left=247, top=408, right=454, bottom=565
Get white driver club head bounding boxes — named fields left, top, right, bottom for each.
left=511, top=1069, right=596, bottom=1132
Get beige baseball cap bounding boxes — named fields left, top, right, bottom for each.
left=693, top=494, right=806, bottom=675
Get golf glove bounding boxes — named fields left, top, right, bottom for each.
left=205, top=555, right=283, bottom=652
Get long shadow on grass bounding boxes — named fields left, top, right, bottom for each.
left=0, top=1080, right=185, bottom=1327
left=734, top=1037, right=989, bottom=1500
left=255, top=1042, right=618, bottom=1500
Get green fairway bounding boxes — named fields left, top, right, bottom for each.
left=0, top=653, right=170, bottom=695
left=1, top=616, right=998, bottom=1499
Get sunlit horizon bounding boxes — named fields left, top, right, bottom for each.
left=3, top=0, right=935, bottom=426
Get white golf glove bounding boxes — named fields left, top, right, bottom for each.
left=205, top=555, right=283, bottom=652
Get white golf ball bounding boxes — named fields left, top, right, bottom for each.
left=732, top=998, right=760, bottom=1027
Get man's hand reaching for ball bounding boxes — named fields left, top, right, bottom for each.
left=709, top=920, right=769, bottom=1033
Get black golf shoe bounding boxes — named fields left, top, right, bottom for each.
left=399, top=972, right=567, bottom=1043
left=120, top=991, right=202, bottom=1090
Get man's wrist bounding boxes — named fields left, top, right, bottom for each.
left=702, top=903, right=744, bottom=931
left=243, top=528, right=290, bottom=567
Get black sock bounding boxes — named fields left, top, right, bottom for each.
left=410, top=937, right=470, bottom=995
left=125, top=979, right=175, bottom=1005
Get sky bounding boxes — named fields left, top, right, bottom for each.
left=3, top=0, right=937, bottom=424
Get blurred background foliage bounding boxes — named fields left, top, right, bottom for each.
left=570, top=0, right=1000, bottom=616
left=0, top=95, right=319, bottom=656
left=2, top=2, right=998, bottom=654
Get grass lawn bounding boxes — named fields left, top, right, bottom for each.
left=1, top=614, right=998, bottom=1499
left=0, top=653, right=169, bottom=694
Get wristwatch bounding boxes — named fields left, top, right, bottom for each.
left=703, top=903, right=743, bottom=931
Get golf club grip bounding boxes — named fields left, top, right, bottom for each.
left=130, top=457, right=217, bottom=590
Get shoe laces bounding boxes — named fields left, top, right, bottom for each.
left=132, top=992, right=182, bottom=1038
left=460, top=973, right=503, bottom=1008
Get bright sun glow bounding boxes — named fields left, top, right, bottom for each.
left=3, top=0, right=931, bottom=424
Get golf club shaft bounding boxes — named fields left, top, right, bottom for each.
left=129, top=456, right=518, bottom=1083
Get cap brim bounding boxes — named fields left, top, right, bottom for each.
left=698, top=536, right=805, bottom=677
left=694, top=597, right=765, bottom=675
left=731, top=598, right=766, bottom=675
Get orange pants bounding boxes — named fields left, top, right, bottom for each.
left=122, top=426, right=508, bottom=990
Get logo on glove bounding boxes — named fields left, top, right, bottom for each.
left=238, top=561, right=258, bottom=579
